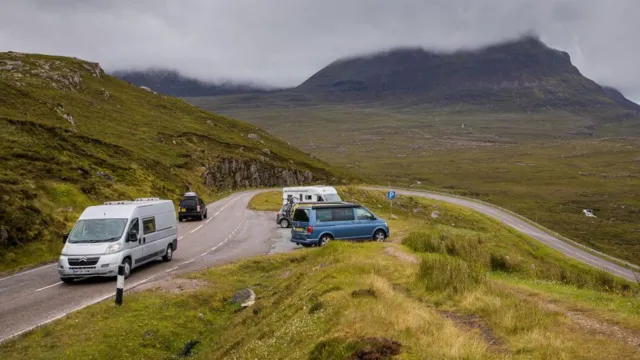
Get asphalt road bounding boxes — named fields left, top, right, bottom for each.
left=364, top=186, right=638, bottom=283
left=0, top=189, right=295, bottom=344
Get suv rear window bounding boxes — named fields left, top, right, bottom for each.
left=293, top=209, right=310, bottom=222
left=180, top=198, right=197, bottom=207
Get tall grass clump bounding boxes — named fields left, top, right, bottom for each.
left=403, top=230, right=487, bottom=266
left=418, top=254, right=486, bottom=295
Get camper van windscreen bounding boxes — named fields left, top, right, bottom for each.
left=68, top=218, right=127, bottom=243
left=324, top=194, right=341, bottom=202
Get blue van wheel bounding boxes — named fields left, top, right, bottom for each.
left=318, top=234, right=332, bottom=247
left=373, top=230, right=386, bottom=242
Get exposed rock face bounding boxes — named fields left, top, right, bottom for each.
left=203, top=157, right=314, bottom=190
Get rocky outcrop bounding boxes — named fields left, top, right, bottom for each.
left=203, top=157, right=314, bottom=190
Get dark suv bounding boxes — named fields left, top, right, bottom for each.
left=178, top=192, right=208, bottom=221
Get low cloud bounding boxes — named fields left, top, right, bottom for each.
left=1, top=0, right=638, bottom=99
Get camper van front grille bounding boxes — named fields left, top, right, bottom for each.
left=68, top=257, right=100, bottom=266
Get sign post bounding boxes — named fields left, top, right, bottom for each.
left=387, top=190, right=396, bottom=219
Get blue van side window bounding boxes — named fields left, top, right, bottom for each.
left=332, top=208, right=355, bottom=221
left=316, top=208, right=332, bottom=222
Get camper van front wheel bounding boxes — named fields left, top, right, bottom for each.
left=163, top=245, right=173, bottom=262
left=121, top=258, right=132, bottom=279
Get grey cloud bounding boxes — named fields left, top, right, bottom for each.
left=0, top=0, right=638, bottom=100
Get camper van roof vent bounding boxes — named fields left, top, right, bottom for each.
left=104, top=200, right=134, bottom=205
left=135, top=197, right=161, bottom=202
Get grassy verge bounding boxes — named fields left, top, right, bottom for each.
left=3, top=247, right=638, bottom=359
left=248, top=191, right=282, bottom=211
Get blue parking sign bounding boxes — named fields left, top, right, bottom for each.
left=387, top=190, right=396, bottom=200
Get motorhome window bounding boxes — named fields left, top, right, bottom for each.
left=128, top=218, right=140, bottom=234
left=305, top=195, right=312, bottom=200
left=324, top=194, right=341, bottom=202
left=293, top=209, right=310, bottom=222
left=143, top=217, right=156, bottom=234
left=68, top=218, right=127, bottom=243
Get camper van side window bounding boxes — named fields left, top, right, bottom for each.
left=143, top=217, right=156, bottom=234
left=305, top=195, right=312, bottom=200
left=129, top=218, right=140, bottom=235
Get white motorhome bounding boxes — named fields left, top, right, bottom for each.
left=282, top=186, right=341, bottom=205
left=58, top=198, right=178, bottom=283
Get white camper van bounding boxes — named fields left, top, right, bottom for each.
left=58, top=198, right=178, bottom=283
left=282, top=186, right=341, bottom=205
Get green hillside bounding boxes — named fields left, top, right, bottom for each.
left=0, top=52, right=351, bottom=273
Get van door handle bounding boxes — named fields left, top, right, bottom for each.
left=143, top=237, right=146, bottom=244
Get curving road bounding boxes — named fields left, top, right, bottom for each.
left=0, top=189, right=294, bottom=344
left=363, top=186, right=638, bottom=283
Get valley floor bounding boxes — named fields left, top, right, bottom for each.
left=188, top=99, right=640, bottom=267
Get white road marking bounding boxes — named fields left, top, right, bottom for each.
left=165, top=267, right=178, bottom=273
left=190, top=225, right=203, bottom=233
left=34, top=282, right=62, bottom=292
left=178, top=236, right=183, bottom=240
left=206, top=218, right=212, bottom=223
left=0, top=264, right=56, bottom=283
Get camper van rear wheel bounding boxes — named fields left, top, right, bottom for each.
left=163, top=245, right=173, bottom=262
left=121, top=258, right=132, bottom=279
left=279, top=218, right=290, bottom=228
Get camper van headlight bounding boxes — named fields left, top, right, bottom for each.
left=61, top=245, right=69, bottom=255
left=105, top=243, right=122, bottom=254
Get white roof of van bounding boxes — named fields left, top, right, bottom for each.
left=79, top=200, right=172, bottom=220
left=283, top=186, right=337, bottom=193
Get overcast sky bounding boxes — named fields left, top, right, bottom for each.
left=1, top=0, right=639, bottom=100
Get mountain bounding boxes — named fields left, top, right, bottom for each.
left=0, top=51, right=351, bottom=272
left=292, top=35, right=635, bottom=118
left=112, top=69, right=269, bottom=97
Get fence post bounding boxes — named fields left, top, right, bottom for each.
left=115, top=264, right=125, bottom=306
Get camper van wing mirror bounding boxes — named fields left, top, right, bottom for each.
left=62, top=233, right=69, bottom=244
left=127, top=232, right=138, bottom=242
